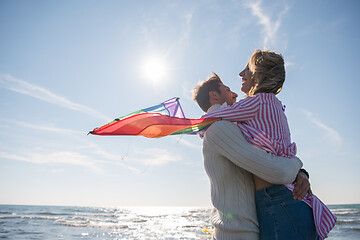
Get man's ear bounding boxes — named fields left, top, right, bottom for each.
left=209, top=91, right=219, bottom=100
left=209, top=91, right=220, bottom=106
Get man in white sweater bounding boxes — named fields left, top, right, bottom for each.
left=193, top=73, right=307, bottom=240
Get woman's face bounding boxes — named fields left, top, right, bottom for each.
left=239, top=64, right=255, bottom=94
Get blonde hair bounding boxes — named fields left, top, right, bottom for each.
left=247, top=49, right=285, bottom=97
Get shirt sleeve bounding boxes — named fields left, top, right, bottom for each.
left=203, top=120, right=302, bottom=183
left=202, top=95, right=260, bottom=122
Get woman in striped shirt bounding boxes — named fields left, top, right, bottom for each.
left=203, top=50, right=335, bottom=240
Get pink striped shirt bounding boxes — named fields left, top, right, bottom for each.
left=203, top=93, right=336, bottom=239
left=203, top=93, right=296, bottom=157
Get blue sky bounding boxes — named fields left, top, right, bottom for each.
left=0, top=0, right=359, bottom=207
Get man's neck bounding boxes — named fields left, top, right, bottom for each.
left=207, top=104, right=222, bottom=113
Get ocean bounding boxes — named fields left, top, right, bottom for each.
left=0, top=204, right=359, bottom=239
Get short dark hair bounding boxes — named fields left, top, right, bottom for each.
left=192, top=72, right=222, bottom=112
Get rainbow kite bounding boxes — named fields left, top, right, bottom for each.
left=89, top=97, right=219, bottom=138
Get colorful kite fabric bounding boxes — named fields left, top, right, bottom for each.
left=89, top=97, right=220, bottom=138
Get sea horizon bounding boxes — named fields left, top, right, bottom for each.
left=1, top=203, right=359, bottom=239
left=1, top=202, right=358, bottom=208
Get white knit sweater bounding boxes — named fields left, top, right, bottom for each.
left=202, top=105, right=302, bottom=240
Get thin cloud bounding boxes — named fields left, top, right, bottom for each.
left=0, top=118, right=149, bottom=174
left=0, top=119, right=133, bottom=166
left=0, top=150, right=103, bottom=173
left=303, top=110, right=342, bottom=146
left=51, top=168, right=64, bottom=174
left=84, top=143, right=142, bottom=173
left=0, top=73, right=111, bottom=122
left=179, top=11, right=192, bottom=44
left=132, top=147, right=180, bottom=166
left=244, top=0, right=289, bottom=48
left=86, top=138, right=196, bottom=173
left=163, top=10, right=193, bottom=58
left=0, top=118, right=83, bottom=135
left=178, top=138, right=201, bottom=150
left=285, top=61, right=294, bottom=68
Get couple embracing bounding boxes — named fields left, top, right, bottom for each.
left=192, top=50, right=336, bottom=240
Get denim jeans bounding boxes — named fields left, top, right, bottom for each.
left=255, top=184, right=318, bottom=240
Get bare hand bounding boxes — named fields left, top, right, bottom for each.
left=293, top=171, right=312, bottom=200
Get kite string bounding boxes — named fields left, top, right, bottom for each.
left=116, top=138, right=137, bottom=173
left=120, top=138, right=131, bottom=161
left=140, top=134, right=183, bottom=174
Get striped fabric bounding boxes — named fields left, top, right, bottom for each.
left=203, top=93, right=296, bottom=157
left=203, top=93, right=336, bottom=239
left=284, top=184, right=337, bottom=240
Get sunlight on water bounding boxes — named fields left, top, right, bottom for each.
left=0, top=205, right=213, bottom=239
left=0, top=204, right=359, bottom=239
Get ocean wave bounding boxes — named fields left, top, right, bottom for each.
left=16, top=230, right=43, bottom=235
left=335, top=218, right=360, bottom=224
left=0, top=215, right=20, bottom=219
left=54, top=218, right=129, bottom=229
left=1, top=205, right=358, bottom=239
left=35, top=211, right=72, bottom=216
left=331, top=208, right=360, bottom=215
left=71, top=216, right=120, bottom=224
left=132, top=219, right=147, bottom=223
left=0, top=211, right=13, bottom=215
left=333, top=211, right=360, bottom=216
left=335, top=226, right=360, bottom=233
left=55, top=218, right=90, bottom=227
left=15, top=212, right=151, bottom=229
left=21, top=215, right=60, bottom=220
left=75, top=212, right=119, bottom=218
left=182, top=225, right=198, bottom=228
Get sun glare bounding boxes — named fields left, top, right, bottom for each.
left=142, top=57, right=167, bottom=84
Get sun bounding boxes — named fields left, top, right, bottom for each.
left=142, top=57, right=167, bottom=84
